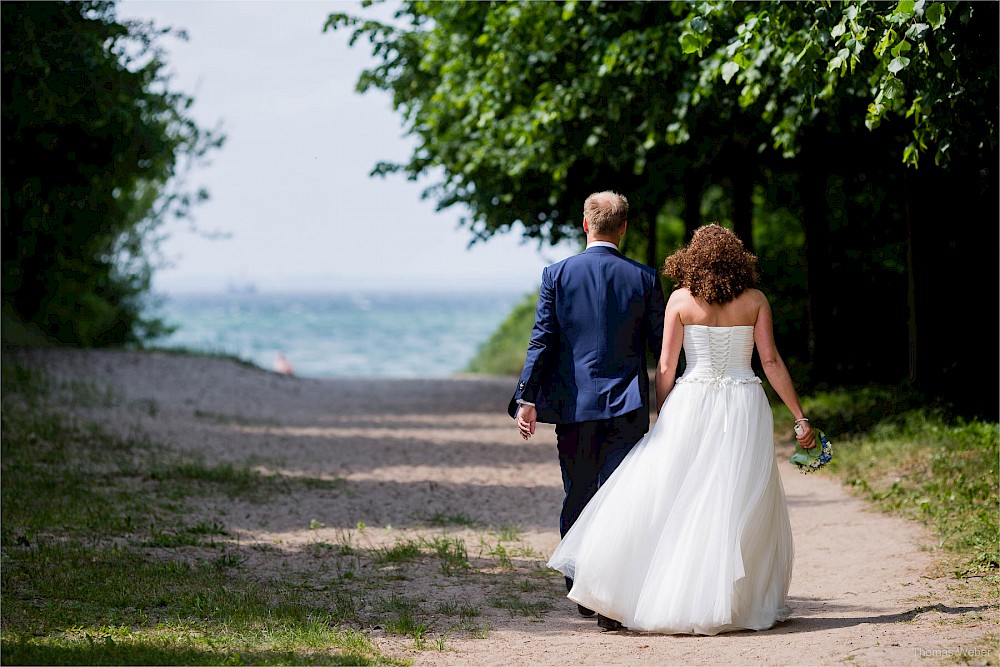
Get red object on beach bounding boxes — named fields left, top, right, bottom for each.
left=274, top=353, right=295, bottom=376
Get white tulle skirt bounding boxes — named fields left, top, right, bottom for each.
left=547, top=380, right=793, bottom=635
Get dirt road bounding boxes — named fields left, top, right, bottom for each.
left=24, top=349, right=996, bottom=666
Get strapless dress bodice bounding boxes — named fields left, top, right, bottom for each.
left=675, top=325, right=760, bottom=386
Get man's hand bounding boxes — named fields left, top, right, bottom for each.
left=516, top=404, right=537, bottom=441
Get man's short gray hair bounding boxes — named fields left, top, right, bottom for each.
left=584, top=191, right=629, bottom=235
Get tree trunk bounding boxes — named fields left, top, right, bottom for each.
left=903, top=171, right=917, bottom=384
left=730, top=170, right=754, bottom=252
left=799, top=168, right=832, bottom=379
left=644, top=201, right=658, bottom=270
left=908, top=164, right=998, bottom=419
left=683, top=171, right=702, bottom=242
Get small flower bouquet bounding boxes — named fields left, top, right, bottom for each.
left=789, top=430, right=833, bottom=473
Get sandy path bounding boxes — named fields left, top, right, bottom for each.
left=16, top=349, right=996, bottom=666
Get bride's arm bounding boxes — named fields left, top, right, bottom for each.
left=753, top=292, right=816, bottom=448
left=654, top=293, right=685, bottom=412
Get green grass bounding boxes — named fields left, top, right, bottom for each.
left=146, top=455, right=330, bottom=501
left=481, top=543, right=514, bottom=570
left=372, top=593, right=432, bottom=646
left=463, top=292, right=537, bottom=376
left=193, top=409, right=280, bottom=427
left=145, top=521, right=228, bottom=548
left=495, top=522, right=522, bottom=542
left=0, top=355, right=119, bottom=408
left=791, top=384, right=927, bottom=436
left=0, top=356, right=408, bottom=666
left=0, top=353, right=576, bottom=664
left=0, top=540, right=399, bottom=665
left=795, top=386, right=999, bottom=576
left=374, top=540, right=424, bottom=565
left=423, top=512, right=481, bottom=528
left=426, top=536, right=470, bottom=575
left=435, top=600, right=481, bottom=618
left=836, top=412, right=998, bottom=574
left=485, top=593, right=553, bottom=620
left=1, top=302, right=60, bottom=348
left=0, top=638, right=371, bottom=666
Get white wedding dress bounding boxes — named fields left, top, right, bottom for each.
left=547, top=325, right=793, bottom=635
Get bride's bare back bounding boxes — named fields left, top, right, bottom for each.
left=671, top=287, right=765, bottom=328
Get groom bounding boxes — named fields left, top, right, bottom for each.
left=508, top=191, right=665, bottom=629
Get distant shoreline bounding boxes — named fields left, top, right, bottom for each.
left=152, top=285, right=537, bottom=298
left=141, top=345, right=521, bottom=382
left=149, top=290, right=524, bottom=379
left=6, top=346, right=518, bottom=385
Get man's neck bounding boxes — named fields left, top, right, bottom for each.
left=587, top=238, right=620, bottom=249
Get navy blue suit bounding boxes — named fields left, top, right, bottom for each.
left=508, top=245, right=665, bottom=541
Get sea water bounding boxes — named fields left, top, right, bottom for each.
left=152, top=290, right=525, bottom=378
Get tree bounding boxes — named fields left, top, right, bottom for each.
left=327, top=1, right=707, bottom=269
left=2, top=0, right=222, bottom=346
left=329, top=1, right=997, bottom=416
left=676, top=1, right=996, bottom=169
left=680, top=1, right=997, bottom=412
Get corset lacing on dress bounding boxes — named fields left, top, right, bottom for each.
left=673, top=325, right=761, bottom=432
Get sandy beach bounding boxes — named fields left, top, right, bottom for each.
left=10, top=348, right=996, bottom=666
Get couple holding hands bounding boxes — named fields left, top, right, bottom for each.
left=509, top=191, right=815, bottom=635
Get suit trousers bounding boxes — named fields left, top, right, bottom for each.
left=555, top=408, right=647, bottom=540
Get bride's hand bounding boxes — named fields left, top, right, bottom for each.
left=794, top=420, right=816, bottom=449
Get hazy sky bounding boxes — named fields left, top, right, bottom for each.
left=116, top=1, right=578, bottom=294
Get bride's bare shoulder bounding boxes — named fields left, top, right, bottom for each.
left=668, top=287, right=695, bottom=304
left=741, top=288, right=769, bottom=306
left=739, top=289, right=773, bottom=326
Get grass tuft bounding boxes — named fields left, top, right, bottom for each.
left=425, top=536, right=470, bottom=575
left=486, top=593, right=553, bottom=620
left=424, top=512, right=481, bottom=528
left=374, top=539, right=423, bottom=565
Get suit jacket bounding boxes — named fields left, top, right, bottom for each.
left=508, top=245, right=666, bottom=427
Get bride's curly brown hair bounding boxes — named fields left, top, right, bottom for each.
left=662, top=224, right=759, bottom=304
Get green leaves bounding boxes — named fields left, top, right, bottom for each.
left=883, top=75, right=906, bottom=100
left=679, top=14, right=711, bottom=55
left=680, top=16, right=712, bottom=57
left=925, top=2, right=946, bottom=29
left=887, top=56, right=911, bottom=74
left=676, top=0, right=988, bottom=169
left=327, top=0, right=993, bottom=250
left=827, top=47, right=851, bottom=74
left=893, top=1, right=916, bottom=20
left=679, top=31, right=703, bottom=55
left=721, top=60, right=740, bottom=83
left=325, top=1, right=697, bottom=247
left=874, top=27, right=897, bottom=58
left=2, top=1, right=222, bottom=346
left=890, top=38, right=912, bottom=57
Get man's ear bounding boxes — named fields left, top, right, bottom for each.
left=620, top=219, right=628, bottom=238
left=582, top=218, right=590, bottom=235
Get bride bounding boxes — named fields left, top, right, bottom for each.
left=547, top=224, right=816, bottom=635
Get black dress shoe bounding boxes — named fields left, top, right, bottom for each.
left=577, top=604, right=596, bottom=617
left=597, top=614, right=624, bottom=631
